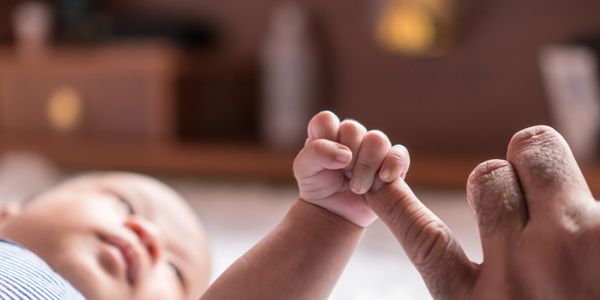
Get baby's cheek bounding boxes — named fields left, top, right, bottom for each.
left=50, top=239, right=128, bottom=299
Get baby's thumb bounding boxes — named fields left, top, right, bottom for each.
left=293, top=139, right=352, bottom=180
left=365, top=180, right=477, bottom=299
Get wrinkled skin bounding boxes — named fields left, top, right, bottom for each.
left=367, top=126, right=600, bottom=299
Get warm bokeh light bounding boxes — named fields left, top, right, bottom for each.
left=47, top=85, right=83, bottom=132
left=377, top=1, right=437, bottom=54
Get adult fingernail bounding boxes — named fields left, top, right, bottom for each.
left=336, top=149, right=352, bottom=163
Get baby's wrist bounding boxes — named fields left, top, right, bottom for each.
left=294, top=199, right=366, bottom=230
left=297, top=198, right=374, bottom=228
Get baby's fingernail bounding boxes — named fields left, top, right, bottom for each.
left=351, top=177, right=364, bottom=194
left=380, top=168, right=391, bottom=181
left=335, top=149, right=352, bottom=163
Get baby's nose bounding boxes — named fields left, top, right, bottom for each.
left=124, top=216, right=164, bottom=265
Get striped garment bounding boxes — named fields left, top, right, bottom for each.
left=0, top=240, right=85, bottom=300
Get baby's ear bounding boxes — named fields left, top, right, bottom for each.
left=0, top=202, right=21, bottom=222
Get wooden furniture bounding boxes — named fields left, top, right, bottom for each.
left=0, top=43, right=178, bottom=141
left=0, top=43, right=291, bottom=183
left=0, top=136, right=296, bottom=181
left=107, top=0, right=600, bottom=155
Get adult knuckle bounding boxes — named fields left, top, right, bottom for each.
left=411, top=220, right=451, bottom=269
left=507, top=125, right=574, bottom=186
left=381, top=195, right=409, bottom=228
left=508, top=125, right=564, bottom=159
left=467, top=159, right=511, bottom=185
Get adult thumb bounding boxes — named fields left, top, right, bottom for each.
left=366, top=180, right=477, bottom=299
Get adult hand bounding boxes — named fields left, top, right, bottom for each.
left=366, top=126, right=600, bottom=299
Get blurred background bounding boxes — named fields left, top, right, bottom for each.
left=0, top=0, right=599, bottom=298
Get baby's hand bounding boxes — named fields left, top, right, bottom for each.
left=293, top=111, right=410, bottom=227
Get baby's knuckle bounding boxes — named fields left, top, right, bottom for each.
left=365, top=130, right=390, bottom=146
left=292, top=150, right=306, bottom=170
left=340, top=119, right=366, bottom=132
left=310, top=139, right=330, bottom=153
left=393, top=144, right=409, bottom=155
left=312, top=111, right=335, bottom=123
left=388, top=151, right=407, bottom=165
left=353, top=161, right=373, bottom=173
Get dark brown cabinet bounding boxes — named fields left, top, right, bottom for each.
left=0, top=44, right=178, bottom=141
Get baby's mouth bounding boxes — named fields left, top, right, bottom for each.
left=101, top=235, right=141, bottom=285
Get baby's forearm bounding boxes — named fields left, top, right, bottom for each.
left=200, top=199, right=364, bottom=300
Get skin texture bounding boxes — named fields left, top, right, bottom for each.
left=201, top=111, right=409, bottom=300
left=201, top=200, right=365, bottom=300
left=366, top=125, right=600, bottom=299
left=0, top=173, right=211, bottom=300
left=5, top=114, right=593, bottom=299
left=295, top=111, right=410, bottom=227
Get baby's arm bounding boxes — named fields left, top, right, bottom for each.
left=201, top=112, right=408, bottom=300
left=200, top=198, right=363, bottom=300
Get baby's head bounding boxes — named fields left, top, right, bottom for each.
left=0, top=172, right=211, bottom=299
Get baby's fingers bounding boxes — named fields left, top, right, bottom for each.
left=293, top=139, right=353, bottom=180
left=379, top=145, right=410, bottom=182
left=307, top=111, right=340, bottom=141
left=350, top=130, right=391, bottom=194
left=338, top=119, right=367, bottom=177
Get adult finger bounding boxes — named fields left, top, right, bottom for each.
left=506, top=125, right=594, bottom=220
left=466, top=159, right=527, bottom=265
left=366, top=180, right=477, bottom=299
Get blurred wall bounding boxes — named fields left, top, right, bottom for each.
left=0, top=0, right=12, bottom=43
left=112, top=0, right=600, bottom=156
left=3, top=0, right=599, bottom=157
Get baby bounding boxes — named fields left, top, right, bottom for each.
left=0, top=111, right=406, bottom=300
left=0, top=172, right=212, bottom=299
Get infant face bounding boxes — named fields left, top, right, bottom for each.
left=0, top=172, right=211, bottom=300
